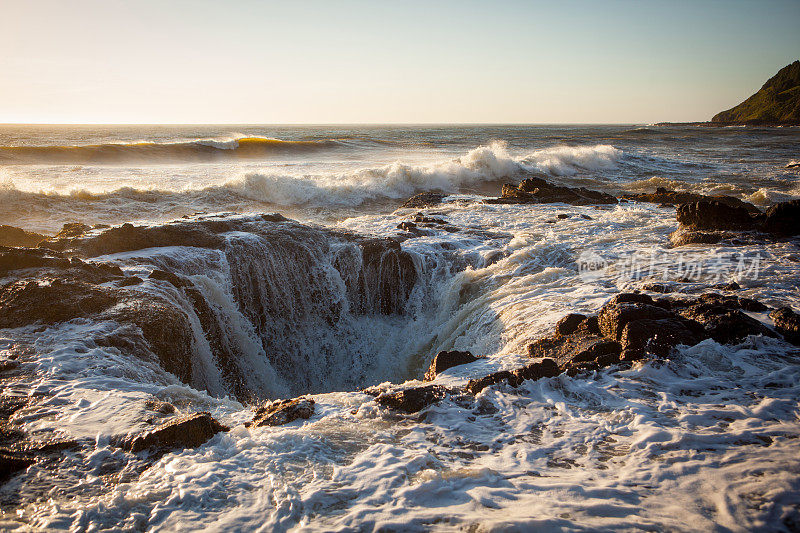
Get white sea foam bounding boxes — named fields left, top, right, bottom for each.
left=2, top=127, right=800, bottom=530
left=522, top=144, right=624, bottom=176
left=3, top=202, right=799, bottom=530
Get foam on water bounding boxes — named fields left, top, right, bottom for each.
left=2, top=199, right=800, bottom=531
left=1, top=125, right=799, bottom=530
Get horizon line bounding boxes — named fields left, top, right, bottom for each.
left=0, top=121, right=663, bottom=127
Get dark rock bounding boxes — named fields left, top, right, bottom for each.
left=397, top=221, right=418, bottom=233
left=718, top=281, right=741, bottom=291
left=0, top=246, right=71, bottom=276
left=466, top=359, right=559, bottom=394
left=640, top=282, right=673, bottom=293
left=556, top=213, right=570, bottom=219
left=424, top=350, right=480, bottom=381
left=0, top=278, right=119, bottom=328
left=53, top=223, right=93, bottom=239
left=554, top=313, right=587, bottom=336
left=619, top=318, right=701, bottom=357
left=375, top=384, right=453, bottom=413
left=738, top=297, right=768, bottom=312
left=597, top=301, right=673, bottom=340
left=40, top=220, right=228, bottom=257
left=677, top=201, right=757, bottom=231
left=124, top=412, right=228, bottom=453
left=625, top=188, right=761, bottom=214
left=412, top=213, right=449, bottom=225
left=675, top=302, right=774, bottom=344
left=0, top=450, right=34, bottom=482
left=486, top=176, right=617, bottom=206
left=670, top=230, right=731, bottom=246
left=527, top=334, right=621, bottom=366
left=762, top=199, right=800, bottom=236
left=119, top=276, right=143, bottom=287
left=106, top=297, right=197, bottom=383
left=400, top=192, right=447, bottom=209
left=770, top=307, right=800, bottom=345
left=606, top=293, right=654, bottom=306
left=148, top=269, right=192, bottom=289
left=0, top=225, right=47, bottom=248
left=465, top=370, right=515, bottom=395
left=248, top=397, right=315, bottom=427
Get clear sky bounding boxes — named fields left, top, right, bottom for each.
left=1, top=0, right=798, bottom=124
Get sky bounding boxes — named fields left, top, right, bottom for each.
left=1, top=0, right=798, bottom=124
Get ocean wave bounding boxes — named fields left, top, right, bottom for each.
left=0, top=136, right=345, bottom=164
left=521, top=144, right=623, bottom=176
left=0, top=142, right=636, bottom=232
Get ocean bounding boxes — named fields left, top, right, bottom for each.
left=1, top=124, right=799, bottom=531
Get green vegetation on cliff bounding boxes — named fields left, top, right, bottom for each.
left=712, top=61, right=800, bottom=125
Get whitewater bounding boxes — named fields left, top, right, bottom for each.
left=1, top=124, right=799, bottom=531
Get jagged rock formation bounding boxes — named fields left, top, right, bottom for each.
left=248, top=398, right=315, bottom=427
left=624, top=187, right=761, bottom=213
left=121, top=412, right=229, bottom=453
left=486, top=176, right=617, bottom=205
left=372, top=291, right=790, bottom=414
left=670, top=198, right=800, bottom=246
left=423, top=350, right=480, bottom=381
left=0, top=225, right=47, bottom=248
left=711, top=61, right=800, bottom=125
left=0, top=214, right=422, bottom=401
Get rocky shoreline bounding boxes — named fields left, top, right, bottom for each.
left=1, top=174, right=799, bottom=497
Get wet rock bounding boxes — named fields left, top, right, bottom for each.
left=619, top=318, right=701, bottom=357
left=466, top=359, right=559, bottom=394
left=144, top=399, right=176, bottom=415
left=0, top=246, right=71, bottom=276
left=556, top=213, right=570, bottom=219
left=486, top=176, right=617, bottom=205
left=554, top=313, right=587, bottom=336
left=762, top=199, right=800, bottom=236
left=397, top=221, right=419, bottom=233
left=106, top=297, right=197, bottom=383
left=606, top=293, right=654, bottom=306
left=424, top=350, right=480, bottom=381
left=119, top=276, right=143, bottom=287
left=770, top=307, right=800, bottom=345
left=400, top=192, right=447, bottom=209
left=375, top=384, right=453, bottom=413
left=41, top=220, right=228, bottom=257
left=670, top=230, right=733, bottom=247
left=0, top=278, right=119, bottom=328
left=528, top=335, right=622, bottom=366
left=0, top=225, right=47, bottom=248
left=148, top=269, right=192, bottom=289
left=124, top=412, right=228, bottom=453
left=248, top=397, right=315, bottom=427
left=677, top=201, right=758, bottom=231
left=673, top=296, right=775, bottom=344
left=738, top=296, right=769, bottom=312
left=597, top=301, right=673, bottom=340
left=349, top=237, right=418, bottom=315
left=0, top=450, right=34, bottom=482
left=718, top=281, right=741, bottom=291
left=626, top=188, right=761, bottom=213
left=411, top=213, right=449, bottom=225
left=53, top=222, right=93, bottom=239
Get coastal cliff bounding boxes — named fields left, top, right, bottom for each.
left=711, top=60, right=800, bottom=125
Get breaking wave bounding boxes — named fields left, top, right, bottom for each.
left=522, top=144, right=624, bottom=176
left=0, top=136, right=344, bottom=164
left=0, top=142, right=637, bottom=232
